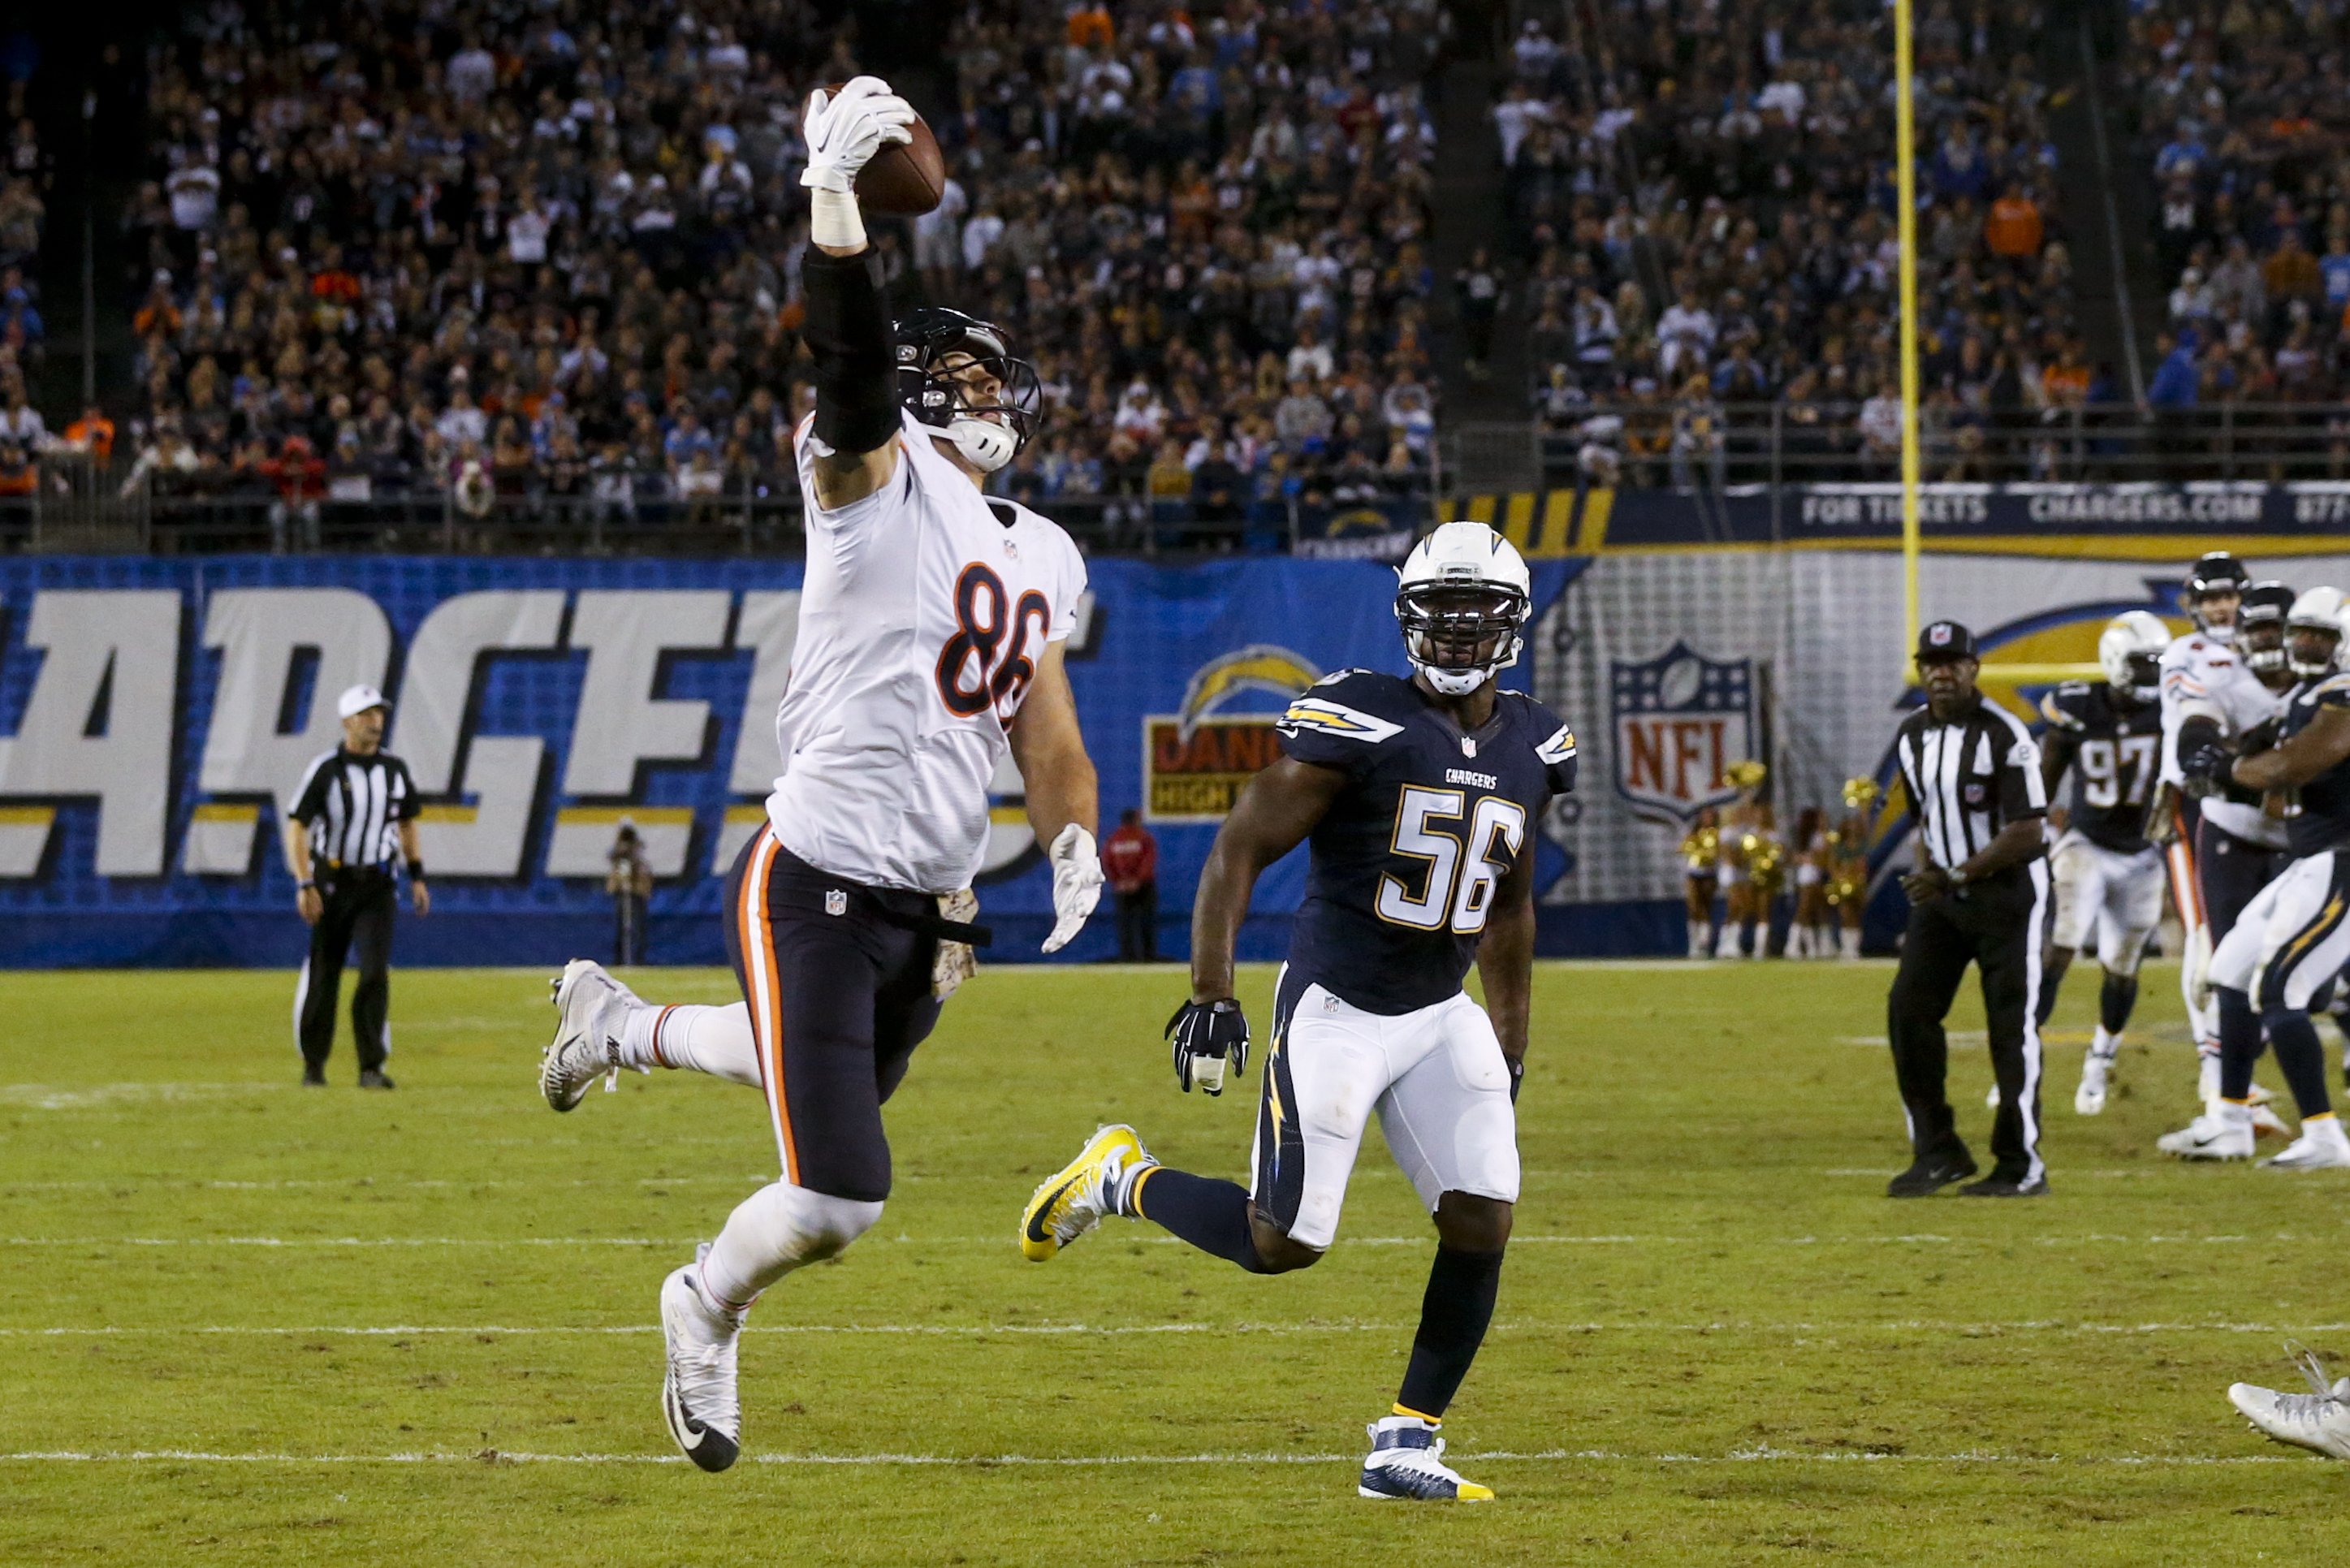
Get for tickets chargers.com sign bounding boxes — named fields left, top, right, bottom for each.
left=0, top=555, right=1583, bottom=968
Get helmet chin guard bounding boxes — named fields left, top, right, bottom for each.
left=945, top=416, right=1018, bottom=472
left=894, top=306, right=1042, bottom=472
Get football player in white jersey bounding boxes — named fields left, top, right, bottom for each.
left=2152, top=557, right=2296, bottom=1109
left=2162, top=587, right=2350, bottom=1167
left=535, top=76, right=1105, bottom=1473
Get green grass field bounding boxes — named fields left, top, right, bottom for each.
left=2, top=958, right=2345, bottom=1566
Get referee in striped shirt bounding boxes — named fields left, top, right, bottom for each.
left=1885, top=621, right=2053, bottom=1198
left=281, top=684, right=428, bottom=1089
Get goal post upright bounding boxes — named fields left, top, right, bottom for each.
left=1895, top=0, right=1923, bottom=663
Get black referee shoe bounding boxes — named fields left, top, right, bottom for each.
left=357, top=1070, right=396, bottom=1091
left=300, top=1065, right=326, bottom=1087
left=1958, top=1171, right=2047, bottom=1198
left=1886, top=1150, right=1977, bottom=1198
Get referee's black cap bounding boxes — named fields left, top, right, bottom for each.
left=1915, top=620, right=1977, bottom=663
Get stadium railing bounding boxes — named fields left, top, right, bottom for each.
left=80, top=486, right=1331, bottom=559
left=1487, top=403, right=2350, bottom=490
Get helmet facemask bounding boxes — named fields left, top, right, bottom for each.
left=900, top=328, right=1043, bottom=474
left=1396, top=583, right=1530, bottom=697
left=2287, top=624, right=2342, bottom=679
left=2240, top=615, right=2288, bottom=674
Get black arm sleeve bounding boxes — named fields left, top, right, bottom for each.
left=802, top=247, right=901, bottom=456
left=2176, top=714, right=2223, bottom=765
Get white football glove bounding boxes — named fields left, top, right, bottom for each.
left=799, top=76, right=915, bottom=194
left=1040, top=823, right=1104, bottom=954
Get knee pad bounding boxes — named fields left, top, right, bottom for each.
left=704, top=1181, right=885, bottom=1306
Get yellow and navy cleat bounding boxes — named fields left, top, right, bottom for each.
left=1358, top=1418, right=1496, bottom=1501
left=1019, top=1124, right=1153, bottom=1262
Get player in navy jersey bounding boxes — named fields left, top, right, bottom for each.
left=2032, top=613, right=2171, bottom=1114
left=2178, top=586, right=2350, bottom=1169
left=1019, top=521, right=1575, bottom=1502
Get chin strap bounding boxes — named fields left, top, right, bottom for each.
left=946, top=417, right=1017, bottom=472
left=1414, top=662, right=1490, bottom=696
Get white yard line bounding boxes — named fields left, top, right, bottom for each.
left=0, top=1447, right=2298, bottom=1466
left=7, top=1231, right=2336, bottom=1249
left=0, top=1319, right=2342, bottom=1339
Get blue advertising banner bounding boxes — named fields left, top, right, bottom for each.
left=0, top=555, right=1587, bottom=968
left=1595, top=481, right=2350, bottom=551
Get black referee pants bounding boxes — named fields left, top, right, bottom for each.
left=1887, top=866, right=2050, bottom=1181
left=298, top=868, right=397, bottom=1074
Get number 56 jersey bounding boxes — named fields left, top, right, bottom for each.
left=1275, top=670, right=1579, bottom=1014
left=771, top=410, right=1087, bottom=895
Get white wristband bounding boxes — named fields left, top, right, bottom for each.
left=808, top=188, right=866, bottom=252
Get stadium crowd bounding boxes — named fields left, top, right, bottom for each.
left=24, top=0, right=1455, bottom=543
left=1501, top=0, right=2089, bottom=486
left=0, top=32, right=51, bottom=499
left=2133, top=0, right=2350, bottom=414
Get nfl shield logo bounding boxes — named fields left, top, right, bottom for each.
left=1609, top=641, right=1757, bottom=827
left=824, top=889, right=847, bottom=917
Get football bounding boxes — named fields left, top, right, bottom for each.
left=823, top=83, right=947, bottom=216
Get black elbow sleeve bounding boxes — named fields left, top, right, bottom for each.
left=2177, top=715, right=2223, bottom=762
left=803, top=248, right=902, bottom=455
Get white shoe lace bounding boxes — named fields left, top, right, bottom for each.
left=2264, top=1342, right=2346, bottom=1424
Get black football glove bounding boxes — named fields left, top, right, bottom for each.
left=2179, top=740, right=2233, bottom=799
left=2238, top=716, right=2285, bottom=758
left=1506, top=1056, right=1526, bottom=1104
left=1167, top=997, right=1250, bottom=1095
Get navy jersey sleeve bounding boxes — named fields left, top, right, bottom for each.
left=2316, top=675, right=2350, bottom=711
left=2039, top=685, right=2091, bottom=732
left=1518, top=696, right=1579, bottom=796
left=1274, top=671, right=1406, bottom=781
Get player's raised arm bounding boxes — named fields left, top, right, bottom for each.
left=799, top=78, right=917, bottom=511
left=1009, top=641, right=1104, bottom=954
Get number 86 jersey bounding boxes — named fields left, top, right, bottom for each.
left=770, top=411, right=1088, bottom=895
left=1276, top=670, right=1579, bottom=1013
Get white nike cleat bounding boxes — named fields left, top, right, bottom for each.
left=1358, top=1416, right=1494, bottom=1501
left=1019, top=1124, right=1153, bottom=1262
left=2256, top=1118, right=2350, bottom=1171
left=2229, top=1346, right=2350, bottom=1459
left=2076, top=1050, right=2115, bottom=1116
left=2158, top=1105, right=2254, bottom=1160
left=660, top=1243, right=745, bottom=1473
left=542, top=958, right=641, bottom=1111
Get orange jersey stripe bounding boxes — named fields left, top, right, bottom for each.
left=737, top=827, right=798, bottom=1186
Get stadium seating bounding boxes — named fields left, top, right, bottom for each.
left=1501, top=0, right=2080, bottom=486
left=2129, top=0, right=2350, bottom=470
left=84, top=0, right=1449, bottom=551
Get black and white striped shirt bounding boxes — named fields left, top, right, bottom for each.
left=287, top=747, right=417, bottom=870
left=1894, top=696, right=2047, bottom=871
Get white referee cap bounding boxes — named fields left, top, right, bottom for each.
left=337, top=684, right=391, bottom=719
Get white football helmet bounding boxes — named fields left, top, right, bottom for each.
left=1394, top=521, right=1533, bottom=696
left=2287, top=586, right=2350, bottom=676
left=2097, top=611, right=2169, bottom=701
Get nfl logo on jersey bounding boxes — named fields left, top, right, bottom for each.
left=1609, top=641, right=1757, bottom=827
